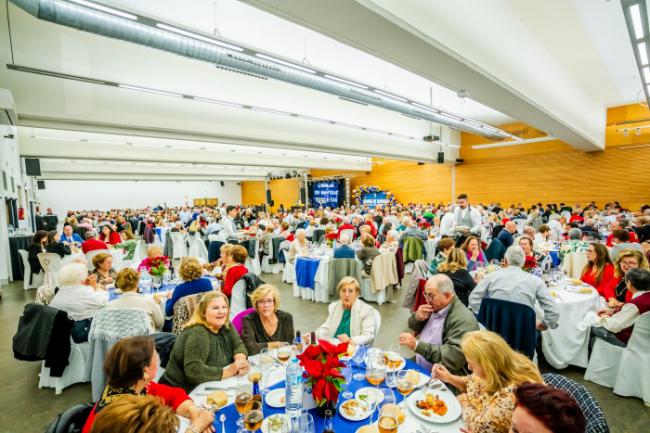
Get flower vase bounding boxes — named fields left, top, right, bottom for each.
left=152, top=275, right=162, bottom=290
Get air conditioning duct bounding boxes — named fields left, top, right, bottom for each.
left=10, top=0, right=511, bottom=140
left=0, top=89, right=18, bottom=126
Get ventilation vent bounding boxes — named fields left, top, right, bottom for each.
left=215, top=65, right=268, bottom=80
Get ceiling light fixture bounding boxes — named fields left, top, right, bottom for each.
left=472, top=135, right=555, bottom=149
left=336, top=122, right=364, bottom=130
left=630, top=3, right=645, bottom=39
left=622, top=0, right=650, bottom=106
left=323, top=74, right=368, bottom=89
left=255, top=53, right=316, bottom=74
left=155, top=23, right=244, bottom=52
left=69, top=0, right=138, bottom=20
left=118, top=84, right=182, bottom=98
left=250, top=107, right=293, bottom=116
left=193, top=97, right=244, bottom=108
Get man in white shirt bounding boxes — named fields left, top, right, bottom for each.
left=439, top=209, right=456, bottom=237
left=220, top=205, right=239, bottom=240
left=452, top=194, right=482, bottom=239
left=469, top=246, right=559, bottom=330
left=547, top=214, right=563, bottom=241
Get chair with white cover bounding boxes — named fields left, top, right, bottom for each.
left=584, top=330, right=626, bottom=388
left=371, top=308, right=381, bottom=345
left=340, top=229, right=355, bottom=241
left=170, top=233, right=188, bottom=261
left=362, top=253, right=398, bottom=306
left=38, top=253, right=63, bottom=288
left=249, top=239, right=262, bottom=276
left=207, top=233, right=221, bottom=243
left=230, top=279, right=248, bottom=320
left=39, top=340, right=92, bottom=395
left=85, top=249, right=111, bottom=271
left=613, top=312, right=650, bottom=405
left=562, top=251, right=589, bottom=279
left=132, top=240, right=147, bottom=266
left=261, top=238, right=283, bottom=274
left=188, top=237, right=209, bottom=263
left=18, top=249, right=43, bottom=290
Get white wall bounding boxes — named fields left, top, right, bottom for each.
left=37, top=180, right=242, bottom=216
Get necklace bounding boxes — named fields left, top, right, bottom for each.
left=615, top=280, right=627, bottom=300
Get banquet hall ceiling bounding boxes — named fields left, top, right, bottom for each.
left=0, top=0, right=641, bottom=181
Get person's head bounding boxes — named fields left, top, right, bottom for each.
left=538, top=224, right=550, bottom=236
left=437, top=237, right=456, bottom=256
left=612, top=229, right=630, bottom=244
left=568, top=228, right=582, bottom=240
left=626, top=268, right=650, bottom=294
left=337, top=276, right=361, bottom=309
left=90, top=394, right=178, bottom=433
left=457, top=193, right=468, bottom=209
left=231, top=245, right=248, bottom=265
left=250, top=284, right=281, bottom=317
left=226, top=205, right=238, bottom=217
left=518, top=236, right=534, bottom=255
left=614, top=249, right=649, bottom=278
left=101, top=225, right=113, bottom=237
left=104, top=336, right=158, bottom=389
left=437, top=248, right=468, bottom=273
left=504, top=246, right=526, bottom=267
left=85, top=230, right=97, bottom=241
left=146, top=245, right=163, bottom=259
left=511, top=382, right=586, bottom=433
left=63, top=225, right=73, bottom=237
left=296, top=229, right=307, bottom=242
left=461, top=330, right=542, bottom=394
left=360, top=234, right=376, bottom=248
left=220, top=244, right=234, bottom=264
left=92, top=252, right=113, bottom=272
left=46, top=230, right=60, bottom=245
left=185, top=291, right=230, bottom=331
left=121, top=230, right=135, bottom=241
left=386, top=229, right=398, bottom=243
left=58, top=263, right=89, bottom=287
left=423, top=274, right=455, bottom=312
left=339, top=234, right=351, bottom=246
left=461, top=236, right=481, bottom=253
left=505, top=221, right=518, bottom=233
left=115, top=268, right=139, bottom=292
left=179, top=257, right=203, bottom=282
left=32, top=230, right=48, bottom=246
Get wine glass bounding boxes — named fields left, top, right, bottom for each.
left=395, top=370, right=415, bottom=409
left=297, top=412, right=315, bottom=433
left=248, top=364, right=262, bottom=394
left=276, top=342, right=292, bottom=365
left=365, top=353, right=387, bottom=398
left=259, top=348, right=274, bottom=395
left=352, top=344, right=367, bottom=381
left=377, top=404, right=399, bottom=433
left=341, top=364, right=353, bottom=400
left=235, top=376, right=253, bottom=430
left=243, top=400, right=263, bottom=432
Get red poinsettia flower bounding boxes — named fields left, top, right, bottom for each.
left=523, top=255, right=537, bottom=271
left=319, top=339, right=349, bottom=356
left=297, top=339, right=349, bottom=407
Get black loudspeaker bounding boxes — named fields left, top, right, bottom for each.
left=299, top=188, right=306, bottom=204
left=37, top=180, right=46, bottom=190
left=269, top=200, right=275, bottom=207
left=25, top=158, right=41, bottom=176
left=220, top=181, right=225, bottom=186
left=437, top=152, right=445, bottom=163
left=266, top=189, right=272, bottom=204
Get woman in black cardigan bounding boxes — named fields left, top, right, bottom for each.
left=44, top=230, right=72, bottom=258
left=241, top=284, right=295, bottom=355
left=27, top=230, right=49, bottom=274
left=437, top=247, right=477, bottom=306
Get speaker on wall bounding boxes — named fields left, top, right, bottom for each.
left=437, top=152, right=445, bottom=164
left=299, top=188, right=306, bottom=204
left=25, top=158, right=41, bottom=176
left=220, top=181, right=225, bottom=186
left=266, top=189, right=272, bottom=204
left=37, top=180, right=46, bottom=190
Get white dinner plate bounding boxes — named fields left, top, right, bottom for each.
left=265, top=388, right=286, bottom=408
left=382, top=351, right=406, bottom=372
left=406, top=389, right=462, bottom=424
left=355, top=387, right=385, bottom=406
left=339, top=399, right=372, bottom=421
left=261, top=414, right=290, bottom=433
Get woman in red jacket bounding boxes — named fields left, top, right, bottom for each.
left=82, top=336, right=213, bottom=433
left=581, top=243, right=614, bottom=297
left=602, top=249, right=649, bottom=307
left=99, top=224, right=121, bottom=245
left=221, top=245, right=249, bottom=298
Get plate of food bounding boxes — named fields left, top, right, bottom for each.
left=407, top=389, right=461, bottom=423
left=264, top=388, right=286, bottom=408
left=340, top=344, right=358, bottom=361
left=382, top=351, right=406, bottom=372
left=339, top=398, right=372, bottom=421
left=355, top=386, right=385, bottom=406
left=401, top=369, right=429, bottom=388
left=192, top=390, right=230, bottom=412
left=261, top=414, right=290, bottom=433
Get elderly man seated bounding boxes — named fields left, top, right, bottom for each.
left=469, top=246, right=559, bottom=331
left=333, top=234, right=355, bottom=259
left=60, top=224, right=83, bottom=245
left=81, top=230, right=109, bottom=254
left=497, top=220, right=518, bottom=248
left=401, top=219, right=427, bottom=240
left=398, top=274, right=479, bottom=375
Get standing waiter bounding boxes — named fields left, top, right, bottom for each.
left=451, top=194, right=482, bottom=246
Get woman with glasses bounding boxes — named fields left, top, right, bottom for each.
left=240, top=284, right=295, bottom=355
left=580, top=242, right=614, bottom=297
left=602, top=249, right=649, bottom=307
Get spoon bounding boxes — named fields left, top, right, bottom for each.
left=219, top=413, right=226, bottom=433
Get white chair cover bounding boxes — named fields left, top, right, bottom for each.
left=562, top=251, right=589, bottom=279
left=613, top=312, right=650, bottom=404
left=38, top=253, right=62, bottom=288
left=283, top=261, right=296, bottom=284
left=86, top=249, right=112, bottom=271
left=132, top=240, right=147, bottom=266
left=230, top=279, right=248, bottom=320
left=584, top=334, right=625, bottom=388
left=170, top=233, right=188, bottom=260
left=19, top=249, right=43, bottom=290
left=371, top=308, right=381, bottom=346
left=207, top=233, right=221, bottom=242
left=361, top=254, right=397, bottom=306
left=188, top=238, right=209, bottom=262
left=38, top=341, right=91, bottom=394
left=339, top=229, right=355, bottom=241
left=261, top=238, right=283, bottom=274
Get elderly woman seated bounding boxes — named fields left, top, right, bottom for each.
left=91, top=252, right=117, bottom=288
left=221, top=245, right=249, bottom=299
left=49, top=262, right=107, bottom=342
left=316, top=277, right=378, bottom=346
left=558, top=227, right=589, bottom=261
left=333, top=234, right=356, bottom=259
left=137, top=245, right=165, bottom=270
left=241, top=284, right=295, bottom=355
left=379, top=229, right=399, bottom=254
left=107, top=268, right=164, bottom=331
left=165, top=257, right=213, bottom=317
left=356, top=234, right=380, bottom=276
left=287, top=229, right=309, bottom=264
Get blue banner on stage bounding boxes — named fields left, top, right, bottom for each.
left=362, top=191, right=389, bottom=206
left=312, top=181, right=340, bottom=208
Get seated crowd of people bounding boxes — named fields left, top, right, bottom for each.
left=17, top=196, right=650, bottom=433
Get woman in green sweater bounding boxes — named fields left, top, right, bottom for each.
left=160, top=292, right=248, bottom=393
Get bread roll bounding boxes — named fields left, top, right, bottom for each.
left=207, top=390, right=228, bottom=408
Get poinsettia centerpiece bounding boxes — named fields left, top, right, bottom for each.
left=522, top=256, right=537, bottom=273
left=296, top=339, right=348, bottom=408
left=140, top=255, right=170, bottom=277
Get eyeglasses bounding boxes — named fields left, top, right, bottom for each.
left=257, top=299, right=274, bottom=306
left=423, top=291, right=438, bottom=302
left=621, top=260, right=638, bottom=267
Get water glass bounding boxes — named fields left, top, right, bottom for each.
left=352, top=344, right=367, bottom=381
left=297, top=412, right=315, bottom=433
left=341, top=365, right=353, bottom=400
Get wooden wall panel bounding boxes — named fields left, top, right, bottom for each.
left=241, top=181, right=265, bottom=206
left=240, top=179, right=300, bottom=211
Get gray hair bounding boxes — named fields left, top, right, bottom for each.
left=568, top=228, right=582, bottom=240
left=58, top=263, right=89, bottom=286
left=426, top=274, right=455, bottom=294
left=387, top=229, right=398, bottom=239
left=84, top=230, right=96, bottom=240
left=339, top=234, right=351, bottom=245
left=504, top=245, right=526, bottom=267
left=295, top=228, right=306, bottom=238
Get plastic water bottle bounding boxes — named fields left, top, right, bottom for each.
left=285, top=357, right=303, bottom=422
left=140, top=269, right=152, bottom=294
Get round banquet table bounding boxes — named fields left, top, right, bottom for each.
left=188, top=356, right=464, bottom=433
left=541, top=280, right=600, bottom=369
left=293, top=255, right=331, bottom=303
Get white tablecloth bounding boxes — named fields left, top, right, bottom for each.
left=541, top=281, right=600, bottom=369
left=293, top=255, right=331, bottom=303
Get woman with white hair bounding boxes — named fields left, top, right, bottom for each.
left=287, top=228, right=309, bottom=264
left=49, top=262, right=107, bottom=342
left=379, top=229, right=400, bottom=254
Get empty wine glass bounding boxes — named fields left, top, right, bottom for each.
left=352, top=344, right=367, bottom=381
left=297, top=412, right=315, bottom=433
left=341, top=364, right=353, bottom=400
left=259, top=348, right=274, bottom=395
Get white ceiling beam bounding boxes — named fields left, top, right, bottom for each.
left=38, top=172, right=266, bottom=181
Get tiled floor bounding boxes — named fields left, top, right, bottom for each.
left=1, top=273, right=648, bottom=432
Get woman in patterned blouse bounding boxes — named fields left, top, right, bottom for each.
left=432, top=330, right=543, bottom=433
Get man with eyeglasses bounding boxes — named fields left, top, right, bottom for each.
left=398, top=274, right=479, bottom=375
